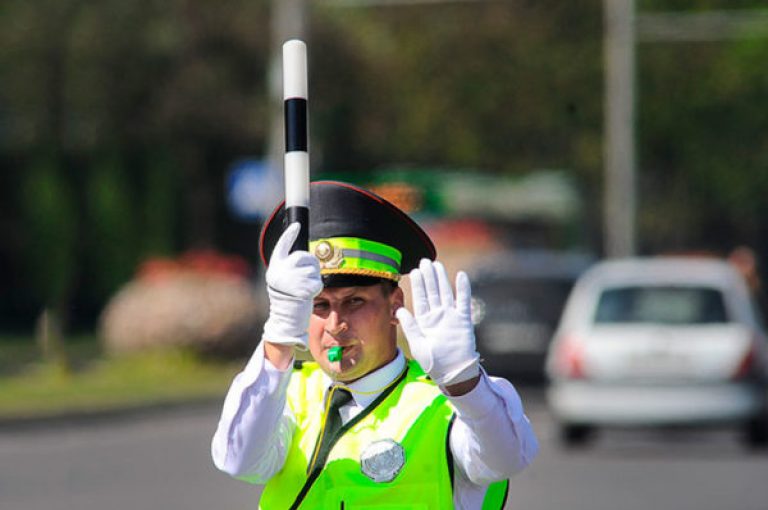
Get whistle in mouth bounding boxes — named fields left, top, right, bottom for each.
left=328, top=346, right=343, bottom=362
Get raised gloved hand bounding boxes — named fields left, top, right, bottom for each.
left=396, top=259, right=480, bottom=387
left=262, top=223, right=323, bottom=350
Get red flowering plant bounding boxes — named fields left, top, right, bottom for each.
left=137, top=250, right=251, bottom=282
left=100, top=251, right=263, bottom=357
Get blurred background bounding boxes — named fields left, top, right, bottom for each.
left=2, top=0, right=768, bottom=509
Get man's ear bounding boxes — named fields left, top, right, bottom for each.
left=390, top=286, right=404, bottom=324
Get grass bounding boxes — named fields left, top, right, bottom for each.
left=0, top=335, right=244, bottom=420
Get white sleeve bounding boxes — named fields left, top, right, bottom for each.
left=447, top=371, right=539, bottom=486
left=210, top=341, right=296, bottom=483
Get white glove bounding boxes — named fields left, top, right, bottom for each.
left=396, top=259, right=480, bottom=386
left=262, top=223, right=323, bottom=349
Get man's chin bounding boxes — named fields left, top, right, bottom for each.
left=328, top=369, right=355, bottom=383
left=326, top=360, right=363, bottom=383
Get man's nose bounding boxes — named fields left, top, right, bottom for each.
left=325, top=310, right=348, bottom=336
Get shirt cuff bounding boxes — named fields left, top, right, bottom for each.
left=264, top=353, right=295, bottom=374
left=446, top=371, right=500, bottom=421
left=237, top=341, right=294, bottom=390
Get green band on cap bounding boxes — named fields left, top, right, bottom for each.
left=310, top=237, right=402, bottom=276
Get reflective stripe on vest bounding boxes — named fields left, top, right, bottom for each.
left=259, top=360, right=508, bottom=509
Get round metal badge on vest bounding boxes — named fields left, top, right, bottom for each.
left=360, top=439, right=406, bottom=483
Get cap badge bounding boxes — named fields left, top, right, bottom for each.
left=360, top=439, right=406, bottom=483
left=314, top=240, right=344, bottom=269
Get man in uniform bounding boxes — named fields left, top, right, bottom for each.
left=211, top=181, right=538, bottom=509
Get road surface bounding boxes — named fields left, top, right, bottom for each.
left=1, top=391, right=767, bottom=510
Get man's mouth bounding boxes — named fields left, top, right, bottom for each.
left=325, top=343, right=358, bottom=363
left=327, top=345, right=343, bottom=362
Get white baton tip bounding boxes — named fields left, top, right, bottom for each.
left=283, top=39, right=307, bottom=100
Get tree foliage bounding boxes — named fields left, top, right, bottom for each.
left=1, top=0, right=768, bottom=328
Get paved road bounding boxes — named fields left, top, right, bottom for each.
left=513, top=391, right=768, bottom=510
left=1, top=391, right=767, bottom=510
left=0, top=404, right=256, bottom=510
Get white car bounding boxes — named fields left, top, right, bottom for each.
left=545, top=257, right=768, bottom=447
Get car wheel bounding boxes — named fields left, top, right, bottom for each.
left=744, top=415, right=768, bottom=449
left=560, top=424, right=595, bottom=447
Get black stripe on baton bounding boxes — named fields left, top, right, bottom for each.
left=284, top=98, right=308, bottom=152
left=286, top=206, right=309, bottom=252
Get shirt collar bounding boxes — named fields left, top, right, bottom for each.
left=325, top=349, right=406, bottom=409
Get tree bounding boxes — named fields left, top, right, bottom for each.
left=21, top=153, right=78, bottom=369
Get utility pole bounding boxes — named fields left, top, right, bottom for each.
left=601, top=5, right=768, bottom=258
left=267, top=2, right=768, bottom=261
left=603, top=0, right=636, bottom=258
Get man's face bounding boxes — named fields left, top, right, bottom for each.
left=309, top=283, right=404, bottom=382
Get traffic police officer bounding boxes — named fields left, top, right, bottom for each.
left=212, top=181, right=538, bottom=509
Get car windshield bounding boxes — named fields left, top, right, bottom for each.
left=594, top=286, right=729, bottom=324
left=474, top=278, right=573, bottom=324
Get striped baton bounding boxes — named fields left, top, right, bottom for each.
left=282, top=39, right=309, bottom=251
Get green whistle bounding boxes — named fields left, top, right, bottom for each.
left=328, top=346, right=343, bottom=362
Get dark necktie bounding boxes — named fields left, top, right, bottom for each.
left=324, top=386, right=353, bottom=441
left=309, top=387, right=353, bottom=473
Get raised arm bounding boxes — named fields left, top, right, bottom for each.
left=211, top=223, right=322, bottom=482
left=396, top=259, right=539, bottom=483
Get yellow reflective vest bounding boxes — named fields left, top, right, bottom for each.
left=259, top=360, right=508, bottom=509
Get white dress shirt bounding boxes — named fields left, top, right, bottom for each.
left=211, top=343, right=538, bottom=509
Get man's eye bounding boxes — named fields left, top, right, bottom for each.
left=348, top=297, right=365, bottom=306
left=313, top=302, right=329, bottom=311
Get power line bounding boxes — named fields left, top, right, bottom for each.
left=320, top=0, right=489, bottom=7
left=638, top=10, right=768, bottom=42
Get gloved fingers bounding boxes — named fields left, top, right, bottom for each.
left=285, top=250, right=321, bottom=269
left=434, top=261, right=455, bottom=308
left=287, top=268, right=323, bottom=298
left=271, top=223, right=301, bottom=262
left=290, top=265, right=320, bottom=280
left=455, top=271, right=472, bottom=317
left=396, top=308, right=433, bottom=371
left=409, top=267, right=429, bottom=317
left=304, top=275, right=324, bottom=297
left=419, top=258, right=442, bottom=309
left=395, top=307, right=419, bottom=337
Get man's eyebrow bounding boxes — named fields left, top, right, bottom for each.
left=337, top=286, right=361, bottom=295
left=315, top=288, right=362, bottom=301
